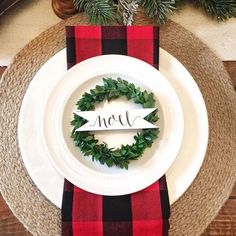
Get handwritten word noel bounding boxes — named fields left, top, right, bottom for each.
left=75, top=108, right=157, bottom=132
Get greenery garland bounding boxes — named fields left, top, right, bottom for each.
left=73, top=0, right=236, bottom=25
left=71, top=78, right=159, bottom=169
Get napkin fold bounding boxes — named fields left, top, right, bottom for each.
left=62, top=26, right=170, bottom=236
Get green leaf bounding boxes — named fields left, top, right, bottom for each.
left=84, top=136, right=94, bottom=141
left=112, top=150, right=122, bottom=157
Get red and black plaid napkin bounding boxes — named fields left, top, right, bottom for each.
left=62, top=26, right=170, bottom=236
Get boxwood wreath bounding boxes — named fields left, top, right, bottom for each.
left=71, top=78, right=159, bottom=169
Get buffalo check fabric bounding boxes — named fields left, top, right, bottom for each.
left=62, top=26, right=170, bottom=236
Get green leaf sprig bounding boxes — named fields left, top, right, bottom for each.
left=71, top=78, right=159, bottom=169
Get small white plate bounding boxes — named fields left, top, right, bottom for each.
left=18, top=48, right=208, bottom=207
left=42, top=55, right=184, bottom=196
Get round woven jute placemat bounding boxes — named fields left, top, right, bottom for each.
left=0, top=13, right=236, bottom=236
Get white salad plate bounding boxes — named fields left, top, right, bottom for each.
left=42, top=55, right=183, bottom=196
left=18, top=48, right=208, bottom=208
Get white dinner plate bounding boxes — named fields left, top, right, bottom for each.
left=18, top=48, right=208, bottom=207
left=42, top=55, right=184, bottom=196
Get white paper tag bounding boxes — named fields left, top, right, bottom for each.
left=75, top=108, right=157, bottom=131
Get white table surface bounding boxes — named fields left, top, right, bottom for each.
left=0, top=0, right=236, bottom=66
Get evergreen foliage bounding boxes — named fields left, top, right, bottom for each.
left=73, top=0, right=236, bottom=25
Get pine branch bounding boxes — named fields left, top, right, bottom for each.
left=192, top=0, right=236, bottom=21
left=73, top=0, right=117, bottom=25
left=141, top=0, right=177, bottom=23
left=73, top=0, right=236, bottom=25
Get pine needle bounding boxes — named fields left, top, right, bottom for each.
left=141, top=0, right=177, bottom=23
left=74, top=0, right=117, bottom=25
left=194, top=0, right=236, bottom=21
